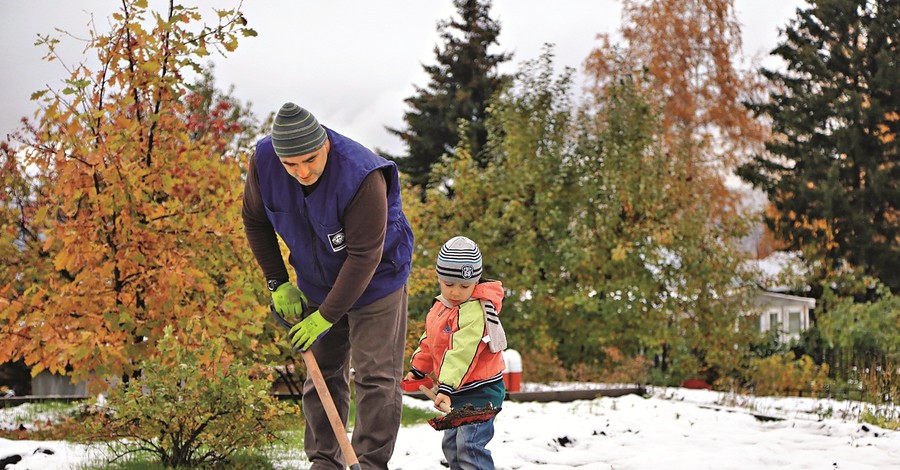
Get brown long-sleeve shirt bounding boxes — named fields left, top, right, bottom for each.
left=241, top=152, right=388, bottom=322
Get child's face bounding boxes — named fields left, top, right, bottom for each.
left=439, top=280, right=477, bottom=306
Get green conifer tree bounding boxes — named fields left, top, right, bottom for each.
left=387, top=0, right=511, bottom=191
left=738, top=0, right=899, bottom=293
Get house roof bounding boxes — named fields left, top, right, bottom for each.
left=756, top=291, right=816, bottom=308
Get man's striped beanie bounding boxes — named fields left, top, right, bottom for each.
left=436, top=236, right=483, bottom=283
left=272, top=102, right=327, bottom=158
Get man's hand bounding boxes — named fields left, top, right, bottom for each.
left=271, top=283, right=308, bottom=321
left=289, top=310, right=333, bottom=351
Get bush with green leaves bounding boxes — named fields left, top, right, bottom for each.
left=79, top=326, right=298, bottom=468
left=819, top=279, right=900, bottom=366
left=750, top=351, right=831, bottom=397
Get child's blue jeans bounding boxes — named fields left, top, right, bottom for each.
left=441, top=417, right=496, bottom=470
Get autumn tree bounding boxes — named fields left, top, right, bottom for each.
left=184, top=63, right=270, bottom=158
left=387, top=0, right=511, bottom=191
left=0, top=140, right=52, bottom=320
left=0, top=1, right=272, bottom=388
left=738, top=0, right=899, bottom=293
left=580, top=1, right=769, bottom=381
left=585, top=0, right=767, bottom=218
left=574, top=58, right=758, bottom=384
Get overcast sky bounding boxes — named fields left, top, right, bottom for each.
left=0, top=1, right=806, bottom=156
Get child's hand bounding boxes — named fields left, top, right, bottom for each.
left=403, top=371, right=415, bottom=381
left=434, top=392, right=452, bottom=412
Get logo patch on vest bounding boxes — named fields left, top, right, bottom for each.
left=328, top=229, right=347, bottom=252
left=461, top=265, right=475, bottom=279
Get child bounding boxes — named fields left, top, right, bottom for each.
left=405, top=236, right=506, bottom=470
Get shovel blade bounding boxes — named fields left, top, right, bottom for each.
left=427, top=406, right=501, bottom=430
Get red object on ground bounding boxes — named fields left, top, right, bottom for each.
left=502, top=349, right=522, bottom=392
left=681, top=378, right=713, bottom=390
left=503, top=372, right=521, bottom=392
left=401, top=377, right=434, bottom=393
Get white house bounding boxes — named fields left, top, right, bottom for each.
left=752, top=291, right=816, bottom=342
left=746, top=251, right=817, bottom=342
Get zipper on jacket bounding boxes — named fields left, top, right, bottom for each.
left=303, top=205, right=328, bottom=286
left=438, top=304, right=452, bottom=318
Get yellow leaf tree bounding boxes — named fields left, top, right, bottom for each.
left=585, top=0, right=768, bottom=218
left=0, top=1, right=269, bottom=389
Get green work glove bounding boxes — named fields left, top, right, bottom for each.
left=289, top=310, right=333, bottom=351
left=271, top=283, right=308, bottom=321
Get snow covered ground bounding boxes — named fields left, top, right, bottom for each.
left=2, top=384, right=899, bottom=469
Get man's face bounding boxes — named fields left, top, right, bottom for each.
left=279, top=139, right=329, bottom=186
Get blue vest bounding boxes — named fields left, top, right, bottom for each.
left=255, top=127, right=413, bottom=307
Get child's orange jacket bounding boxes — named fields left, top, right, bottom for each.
left=410, top=281, right=506, bottom=396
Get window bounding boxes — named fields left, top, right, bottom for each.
left=769, top=312, right=780, bottom=331
left=788, top=311, right=801, bottom=334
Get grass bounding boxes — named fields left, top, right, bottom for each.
left=58, top=401, right=438, bottom=469
left=73, top=452, right=278, bottom=470
left=0, top=392, right=442, bottom=469
left=0, top=399, right=88, bottom=440
left=401, top=402, right=442, bottom=425
left=860, top=409, right=900, bottom=431
left=0, top=399, right=80, bottom=425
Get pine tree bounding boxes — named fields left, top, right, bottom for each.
left=387, top=0, right=511, bottom=191
left=737, top=0, right=899, bottom=293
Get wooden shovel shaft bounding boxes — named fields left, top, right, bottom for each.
left=302, top=349, right=361, bottom=470
left=419, top=384, right=452, bottom=413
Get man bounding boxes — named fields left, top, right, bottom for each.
left=242, top=102, right=413, bottom=469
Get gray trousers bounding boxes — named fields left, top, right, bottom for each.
left=303, top=285, right=408, bottom=470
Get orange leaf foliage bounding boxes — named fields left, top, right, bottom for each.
left=0, top=1, right=265, bottom=389
left=585, top=0, right=768, bottom=219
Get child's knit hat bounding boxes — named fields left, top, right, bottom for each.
left=436, top=236, right=482, bottom=283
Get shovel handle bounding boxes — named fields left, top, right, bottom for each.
left=418, top=385, right=452, bottom=413
left=302, top=349, right=361, bottom=470
left=271, top=305, right=359, bottom=470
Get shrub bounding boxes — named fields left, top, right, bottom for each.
left=580, top=347, right=650, bottom=384
left=855, top=363, right=900, bottom=406
left=520, top=349, right=568, bottom=384
left=79, top=326, right=298, bottom=468
left=750, top=352, right=831, bottom=397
